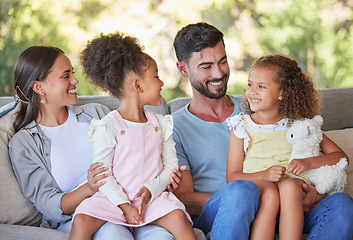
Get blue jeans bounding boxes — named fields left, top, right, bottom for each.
left=59, top=219, right=206, bottom=240
left=303, top=192, right=353, bottom=240
left=193, top=180, right=260, bottom=240
left=58, top=220, right=172, bottom=240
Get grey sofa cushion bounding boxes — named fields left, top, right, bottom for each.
left=168, top=97, right=192, bottom=114
left=167, top=88, right=353, bottom=131
left=320, top=87, right=353, bottom=130
left=0, top=103, right=42, bottom=226
left=0, top=224, right=69, bottom=240
left=76, top=95, right=169, bottom=115
left=325, top=128, right=353, bottom=197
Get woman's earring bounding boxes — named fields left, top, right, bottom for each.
left=41, top=94, right=46, bottom=104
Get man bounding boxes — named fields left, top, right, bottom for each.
left=172, top=22, right=353, bottom=240
left=172, top=22, right=259, bottom=240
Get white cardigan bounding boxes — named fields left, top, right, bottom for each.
left=88, top=112, right=178, bottom=206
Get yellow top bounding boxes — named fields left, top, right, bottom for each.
left=242, top=115, right=310, bottom=184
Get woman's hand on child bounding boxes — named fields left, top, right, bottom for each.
left=119, top=203, right=143, bottom=225
left=87, top=162, right=109, bottom=193
left=135, top=186, right=152, bottom=217
left=286, top=158, right=310, bottom=176
left=167, top=165, right=186, bottom=192
left=263, top=166, right=285, bottom=182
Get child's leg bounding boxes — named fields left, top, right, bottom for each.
left=151, top=209, right=196, bottom=240
left=278, top=178, right=306, bottom=240
left=69, top=214, right=107, bottom=240
left=250, top=180, right=279, bottom=240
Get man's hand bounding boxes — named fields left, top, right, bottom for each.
left=167, top=166, right=187, bottom=192
left=302, top=183, right=326, bottom=212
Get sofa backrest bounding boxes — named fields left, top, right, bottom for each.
left=320, top=87, right=353, bottom=131
left=74, top=95, right=169, bottom=115
left=0, top=96, right=169, bottom=116
left=168, top=87, right=353, bottom=131
left=1, top=87, right=352, bottom=131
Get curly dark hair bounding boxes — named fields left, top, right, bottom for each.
left=80, top=32, right=149, bottom=98
left=243, top=54, right=321, bottom=121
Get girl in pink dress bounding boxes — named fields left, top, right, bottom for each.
left=69, top=33, right=196, bottom=240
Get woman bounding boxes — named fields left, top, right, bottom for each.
left=8, top=46, right=184, bottom=239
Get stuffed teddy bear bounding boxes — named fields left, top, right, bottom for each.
left=286, top=115, right=348, bottom=194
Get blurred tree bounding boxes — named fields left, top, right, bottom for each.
left=1, top=0, right=352, bottom=99
left=0, top=0, right=110, bottom=97
left=71, top=0, right=108, bottom=31
left=0, top=0, right=69, bottom=96
left=202, top=0, right=353, bottom=93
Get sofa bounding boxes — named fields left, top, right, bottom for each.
left=1, top=87, right=353, bottom=240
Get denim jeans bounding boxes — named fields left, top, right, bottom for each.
left=304, top=192, right=353, bottom=240
left=59, top=218, right=206, bottom=240
left=59, top=220, right=136, bottom=240
left=193, top=180, right=260, bottom=240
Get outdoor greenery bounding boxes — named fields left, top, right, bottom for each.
left=1, top=0, right=352, bottom=101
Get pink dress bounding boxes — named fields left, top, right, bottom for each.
left=75, top=110, right=191, bottom=227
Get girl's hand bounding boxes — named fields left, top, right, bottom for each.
left=135, top=186, right=151, bottom=217
left=119, top=203, right=143, bottom=225
left=286, top=158, right=310, bottom=176
left=87, top=162, right=108, bottom=193
left=167, top=166, right=186, bottom=192
left=263, top=165, right=285, bottom=182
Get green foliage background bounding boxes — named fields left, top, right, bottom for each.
left=1, top=0, right=68, bottom=95
left=1, top=0, right=352, bottom=101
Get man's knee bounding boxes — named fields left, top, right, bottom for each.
left=327, top=193, right=353, bottom=223
left=94, top=222, right=133, bottom=240
left=225, top=180, right=260, bottom=201
left=133, top=225, right=174, bottom=240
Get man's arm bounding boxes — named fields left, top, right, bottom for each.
left=173, top=170, right=212, bottom=218
left=302, top=183, right=327, bottom=212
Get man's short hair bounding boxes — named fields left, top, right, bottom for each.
left=173, top=22, right=224, bottom=64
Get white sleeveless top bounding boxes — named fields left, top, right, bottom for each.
left=39, top=109, right=92, bottom=192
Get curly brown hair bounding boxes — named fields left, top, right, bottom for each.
left=80, top=32, right=150, bottom=98
left=243, top=54, right=321, bottom=120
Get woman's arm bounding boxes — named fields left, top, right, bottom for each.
left=61, top=162, right=108, bottom=214
left=9, top=131, right=71, bottom=223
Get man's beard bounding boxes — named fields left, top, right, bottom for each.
left=191, top=75, right=228, bottom=99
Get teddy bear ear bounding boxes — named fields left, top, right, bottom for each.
left=302, top=119, right=313, bottom=136
left=312, top=115, right=323, bottom=126
left=305, top=126, right=311, bottom=136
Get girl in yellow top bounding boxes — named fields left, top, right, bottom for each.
left=226, top=55, right=348, bottom=240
